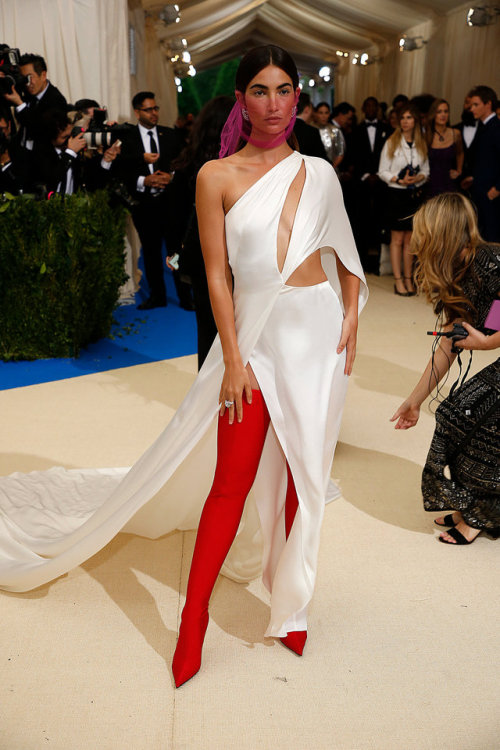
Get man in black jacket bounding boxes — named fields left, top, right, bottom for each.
left=293, top=93, right=327, bottom=160
left=116, top=91, right=190, bottom=310
left=468, top=85, right=500, bottom=242
left=351, top=96, right=389, bottom=271
left=3, top=53, right=66, bottom=151
left=31, top=109, right=86, bottom=194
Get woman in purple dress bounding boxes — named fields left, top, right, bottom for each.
left=426, top=99, right=464, bottom=198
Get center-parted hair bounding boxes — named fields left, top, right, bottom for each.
left=235, top=45, right=299, bottom=93
left=386, top=103, right=427, bottom=160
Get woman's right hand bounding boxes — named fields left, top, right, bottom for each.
left=390, top=400, right=421, bottom=430
left=219, top=362, right=253, bottom=424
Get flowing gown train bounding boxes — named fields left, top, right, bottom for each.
left=0, top=151, right=367, bottom=637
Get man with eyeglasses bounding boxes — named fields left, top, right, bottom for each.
left=116, top=90, right=191, bottom=310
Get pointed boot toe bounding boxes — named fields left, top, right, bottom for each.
left=280, top=630, right=307, bottom=656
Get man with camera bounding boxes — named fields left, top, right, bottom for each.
left=115, top=91, right=191, bottom=310
left=31, top=109, right=86, bottom=195
left=2, top=52, right=66, bottom=151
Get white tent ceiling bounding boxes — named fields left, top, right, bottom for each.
left=141, top=0, right=470, bottom=73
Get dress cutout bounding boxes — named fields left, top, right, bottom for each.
left=0, top=152, right=367, bottom=637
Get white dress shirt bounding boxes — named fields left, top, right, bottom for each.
left=136, top=122, right=160, bottom=192
left=378, top=135, right=430, bottom=189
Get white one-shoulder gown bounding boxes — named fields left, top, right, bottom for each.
left=0, top=152, right=367, bottom=637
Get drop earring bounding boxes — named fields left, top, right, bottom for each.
left=242, top=108, right=249, bottom=121
left=292, top=105, right=297, bottom=117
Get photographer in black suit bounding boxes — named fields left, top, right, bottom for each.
left=3, top=53, right=66, bottom=151
left=351, top=96, right=389, bottom=271
left=31, top=109, right=86, bottom=194
left=116, top=91, right=191, bottom=310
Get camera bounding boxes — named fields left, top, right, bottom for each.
left=398, top=164, right=420, bottom=180
left=70, top=107, right=133, bottom=150
left=0, top=45, right=29, bottom=96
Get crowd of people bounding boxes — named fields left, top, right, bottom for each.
left=295, top=87, right=500, bottom=291
left=1, top=47, right=499, bottom=310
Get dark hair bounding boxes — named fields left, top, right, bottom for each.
left=392, top=94, right=408, bottom=108
left=19, top=53, right=47, bottom=75
left=74, top=98, right=100, bottom=112
left=40, top=109, right=69, bottom=142
left=332, top=102, right=354, bottom=117
left=362, top=96, right=378, bottom=107
left=467, top=85, right=498, bottom=109
left=132, top=91, right=155, bottom=110
left=314, top=101, right=330, bottom=112
left=173, top=96, right=234, bottom=173
left=297, top=92, right=312, bottom=115
left=410, top=93, right=436, bottom=116
left=235, top=45, right=299, bottom=93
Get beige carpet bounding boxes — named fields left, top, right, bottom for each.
left=1, top=275, right=498, bottom=750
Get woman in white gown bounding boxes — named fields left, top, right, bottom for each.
left=0, top=46, right=367, bottom=687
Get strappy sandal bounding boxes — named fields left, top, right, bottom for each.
left=438, top=527, right=478, bottom=545
left=434, top=514, right=457, bottom=528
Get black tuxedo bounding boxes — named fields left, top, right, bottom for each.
left=453, top=119, right=478, bottom=182
left=352, top=120, right=388, bottom=178
left=14, top=82, right=67, bottom=148
left=471, top=116, right=500, bottom=241
left=115, top=124, right=188, bottom=305
left=350, top=120, right=389, bottom=270
left=31, top=142, right=82, bottom=194
left=293, top=119, right=328, bottom=160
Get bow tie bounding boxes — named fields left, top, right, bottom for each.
left=365, top=121, right=377, bottom=127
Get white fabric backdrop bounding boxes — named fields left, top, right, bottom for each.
left=0, top=0, right=131, bottom=121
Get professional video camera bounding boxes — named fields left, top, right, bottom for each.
left=70, top=106, right=134, bottom=150
left=0, top=45, right=29, bottom=96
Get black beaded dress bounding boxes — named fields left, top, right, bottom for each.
left=422, top=244, right=500, bottom=532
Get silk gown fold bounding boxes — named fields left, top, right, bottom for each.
left=0, top=152, right=367, bottom=637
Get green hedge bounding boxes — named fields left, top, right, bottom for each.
left=0, top=191, right=127, bottom=361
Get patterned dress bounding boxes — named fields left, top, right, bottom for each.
left=422, top=244, right=500, bottom=531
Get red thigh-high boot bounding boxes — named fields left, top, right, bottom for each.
left=172, top=390, right=270, bottom=688
left=280, top=463, right=308, bottom=656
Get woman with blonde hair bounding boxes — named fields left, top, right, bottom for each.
left=391, top=192, right=500, bottom=544
left=426, top=98, right=464, bottom=197
left=378, top=103, right=429, bottom=295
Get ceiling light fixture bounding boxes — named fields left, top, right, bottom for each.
left=159, top=4, right=181, bottom=25
left=466, top=6, right=500, bottom=25
left=399, top=35, right=428, bottom=51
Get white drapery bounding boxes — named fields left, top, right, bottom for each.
left=0, top=0, right=131, bottom=121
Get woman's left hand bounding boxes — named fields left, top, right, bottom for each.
left=337, top=313, right=358, bottom=375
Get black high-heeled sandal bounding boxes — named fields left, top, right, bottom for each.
left=404, top=276, right=417, bottom=296
left=393, top=277, right=409, bottom=296
left=434, top=514, right=457, bottom=528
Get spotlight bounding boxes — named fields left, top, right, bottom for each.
left=360, top=53, right=369, bottom=65
left=308, top=78, right=315, bottom=87
left=352, top=54, right=359, bottom=65
left=159, top=4, right=181, bottom=25
left=323, top=75, right=331, bottom=82
left=188, top=65, right=196, bottom=77
left=467, top=6, right=499, bottom=25
left=399, top=35, right=427, bottom=51
left=318, top=65, right=331, bottom=78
